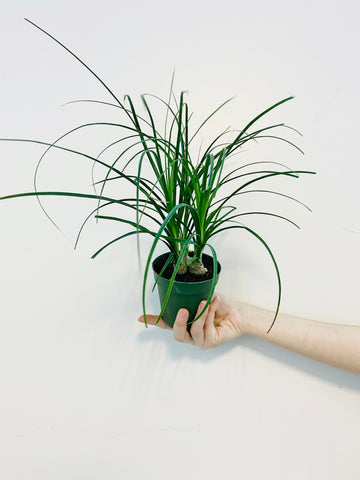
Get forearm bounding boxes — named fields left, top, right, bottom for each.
left=241, top=304, right=360, bottom=373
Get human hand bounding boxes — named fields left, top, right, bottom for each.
left=138, top=295, right=248, bottom=350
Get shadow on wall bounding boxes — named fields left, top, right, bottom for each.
left=137, top=328, right=360, bottom=391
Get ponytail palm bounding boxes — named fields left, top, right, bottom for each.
left=0, top=19, right=315, bottom=331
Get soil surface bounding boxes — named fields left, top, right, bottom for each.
left=153, top=252, right=219, bottom=283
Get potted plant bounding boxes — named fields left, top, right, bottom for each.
left=0, top=19, right=315, bottom=332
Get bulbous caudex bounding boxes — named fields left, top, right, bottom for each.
left=177, top=251, right=208, bottom=276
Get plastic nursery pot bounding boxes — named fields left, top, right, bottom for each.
left=152, top=252, right=221, bottom=330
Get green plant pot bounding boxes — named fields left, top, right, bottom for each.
left=152, top=253, right=221, bottom=329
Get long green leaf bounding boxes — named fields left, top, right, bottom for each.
left=24, top=18, right=128, bottom=114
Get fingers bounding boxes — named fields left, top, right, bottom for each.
left=190, top=296, right=221, bottom=348
left=138, top=296, right=222, bottom=348
left=204, top=296, right=220, bottom=331
left=138, top=314, right=172, bottom=330
left=173, top=308, right=195, bottom=345
left=189, top=300, right=208, bottom=345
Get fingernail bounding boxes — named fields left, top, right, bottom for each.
left=178, top=309, right=188, bottom=320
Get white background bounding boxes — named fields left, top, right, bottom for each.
left=0, top=1, right=359, bottom=479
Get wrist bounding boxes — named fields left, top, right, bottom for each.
left=237, top=302, right=273, bottom=337
left=235, top=302, right=254, bottom=336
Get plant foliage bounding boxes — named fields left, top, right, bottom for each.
left=0, top=19, right=316, bottom=332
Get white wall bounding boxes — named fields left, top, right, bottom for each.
left=0, top=1, right=359, bottom=479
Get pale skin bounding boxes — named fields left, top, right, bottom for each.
left=138, top=295, right=360, bottom=374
